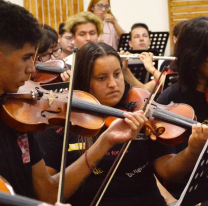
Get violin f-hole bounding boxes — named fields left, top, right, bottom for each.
left=41, top=108, right=62, bottom=117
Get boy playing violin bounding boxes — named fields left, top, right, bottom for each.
left=0, top=1, right=148, bottom=204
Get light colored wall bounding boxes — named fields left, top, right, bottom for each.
left=9, top=0, right=23, bottom=6
left=84, top=0, right=170, bottom=55
left=8, top=0, right=170, bottom=55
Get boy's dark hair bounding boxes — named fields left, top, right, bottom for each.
left=58, top=23, right=66, bottom=36
left=173, top=16, right=208, bottom=91
left=173, top=20, right=188, bottom=38
left=130, top=23, right=150, bottom=39
left=0, top=0, right=42, bottom=50
left=38, top=24, right=58, bottom=54
left=74, top=42, right=122, bottom=92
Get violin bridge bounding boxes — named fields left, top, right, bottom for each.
left=48, top=90, right=55, bottom=105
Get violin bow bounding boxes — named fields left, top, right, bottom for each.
left=57, top=47, right=78, bottom=202
left=90, top=66, right=169, bottom=206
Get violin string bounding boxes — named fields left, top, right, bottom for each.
left=73, top=99, right=124, bottom=117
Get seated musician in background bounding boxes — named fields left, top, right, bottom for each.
left=60, top=11, right=103, bottom=82
left=122, top=21, right=186, bottom=93
left=0, top=1, right=148, bottom=205
left=159, top=20, right=187, bottom=71
left=63, top=11, right=103, bottom=65
left=128, top=23, right=151, bottom=50
left=121, top=22, right=165, bottom=92
left=157, top=16, right=208, bottom=202
left=36, top=41, right=208, bottom=206
left=57, top=22, right=75, bottom=60
left=31, top=23, right=71, bottom=82
left=87, top=0, right=124, bottom=50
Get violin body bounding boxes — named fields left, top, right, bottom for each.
left=0, top=176, right=15, bottom=195
left=32, top=60, right=68, bottom=85
left=106, top=87, right=196, bottom=145
left=1, top=81, right=104, bottom=136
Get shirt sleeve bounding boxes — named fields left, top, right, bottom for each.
left=28, top=132, right=44, bottom=166
left=35, top=126, right=65, bottom=171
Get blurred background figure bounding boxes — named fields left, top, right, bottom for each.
left=57, top=23, right=75, bottom=60
left=128, top=23, right=151, bottom=50
left=87, top=0, right=124, bottom=50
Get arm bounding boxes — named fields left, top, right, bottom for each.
left=139, top=52, right=162, bottom=80
left=32, top=111, right=147, bottom=203
left=121, top=52, right=167, bottom=93
left=154, top=175, right=177, bottom=205
left=154, top=123, right=208, bottom=183
left=104, top=14, right=124, bottom=37
left=121, top=53, right=161, bottom=93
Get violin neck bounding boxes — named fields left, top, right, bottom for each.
left=153, top=108, right=198, bottom=128
left=72, top=99, right=124, bottom=119
left=36, top=63, right=67, bottom=74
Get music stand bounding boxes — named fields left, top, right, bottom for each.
left=175, top=139, right=208, bottom=206
left=41, top=81, right=69, bottom=92
left=162, top=72, right=178, bottom=91
left=128, top=60, right=148, bottom=83
left=117, top=31, right=169, bottom=56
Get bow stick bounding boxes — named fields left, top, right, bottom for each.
left=57, top=47, right=78, bottom=202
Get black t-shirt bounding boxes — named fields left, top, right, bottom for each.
left=157, top=82, right=208, bottom=198
left=0, top=118, right=43, bottom=198
left=37, top=126, right=175, bottom=206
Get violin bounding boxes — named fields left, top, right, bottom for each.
left=1, top=80, right=104, bottom=137
left=0, top=176, right=15, bottom=195
left=1, top=81, right=197, bottom=145
left=105, top=87, right=196, bottom=145
left=32, top=60, right=70, bottom=85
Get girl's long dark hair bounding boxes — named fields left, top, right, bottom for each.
left=173, top=16, right=208, bottom=92
left=74, top=42, right=122, bottom=92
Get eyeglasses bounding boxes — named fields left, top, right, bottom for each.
left=93, top=3, right=111, bottom=12
left=38, top=47, right=62, bottom=62
left=62, top=36, right=73, bottom=43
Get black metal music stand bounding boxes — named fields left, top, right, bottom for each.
left=41, top=82, right=69, bottom=92
left=128, top=60, right=148, bottom=83
left=162, top=72, right=178, bottom=91
left=175, top=139, right=208, bottom=206
left=118, top=31, right=169, bottom=56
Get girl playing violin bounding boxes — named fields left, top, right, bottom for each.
left=157, top=16, right=208, bottom=200
left=37, top=41, right=208, bottom=206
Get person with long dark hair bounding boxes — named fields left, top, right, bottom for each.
left=157, top=16, right=208, bottom=201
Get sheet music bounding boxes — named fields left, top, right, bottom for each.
left=175, top=139, right=208, bottom=206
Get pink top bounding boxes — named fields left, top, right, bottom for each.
left=99, top=21, right=119, bottom=50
